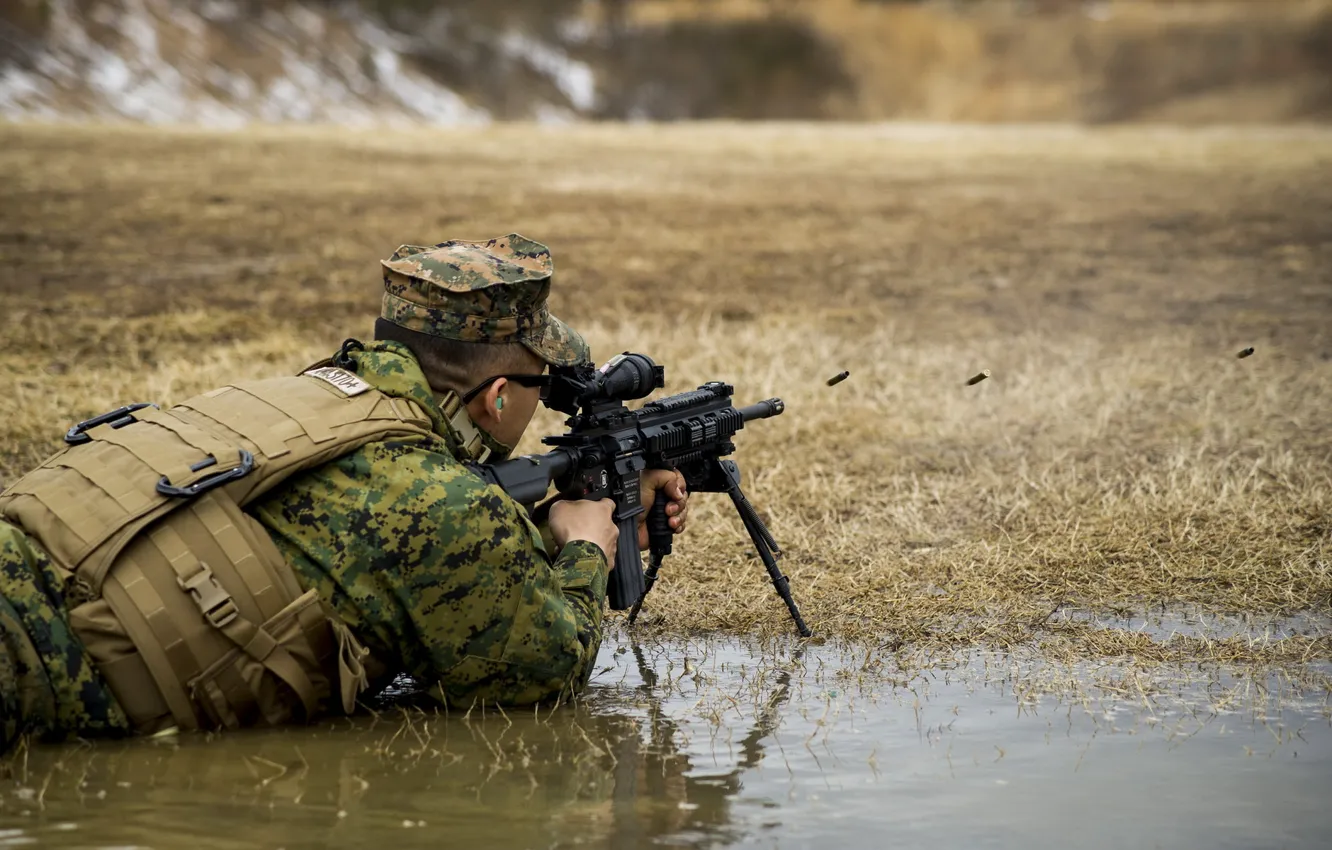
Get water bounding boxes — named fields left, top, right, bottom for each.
left=2, top=632, right=1329, bottom=850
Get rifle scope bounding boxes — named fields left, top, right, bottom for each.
left=544, top=352, right=665, bottom=415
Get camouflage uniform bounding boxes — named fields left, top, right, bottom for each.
left=1, top=522, right=130, bottom=750
left=1, top=234, right=604, bottom=748
left=250, top=339, right=609, bottom=706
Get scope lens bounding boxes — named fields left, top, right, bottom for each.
left=596, top=353, right=663, bottom=401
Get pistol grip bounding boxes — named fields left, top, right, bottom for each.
left=647, top=489, right=673, bottom=561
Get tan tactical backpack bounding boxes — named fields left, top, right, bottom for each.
left=0, top=365, right=437, bottom=734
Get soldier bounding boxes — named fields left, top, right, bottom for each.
left=1, top=234, right=689, bottom=752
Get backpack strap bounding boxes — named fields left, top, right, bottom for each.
left=98, top=493, right=332, bottom=730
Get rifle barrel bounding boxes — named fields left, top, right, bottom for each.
left=737, top=398, right=785, bottom=422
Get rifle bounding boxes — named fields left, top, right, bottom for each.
left=475, top=352, right=811, bottom=637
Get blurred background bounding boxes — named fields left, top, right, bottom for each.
left=1, top=0, right=1329, bottom=126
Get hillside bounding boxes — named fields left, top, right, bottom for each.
left=1, top=0, right=1329, bottom=124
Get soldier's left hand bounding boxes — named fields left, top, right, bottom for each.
left=638, top=468, right=689, bottom=550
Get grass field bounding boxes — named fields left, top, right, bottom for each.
left=1, top=121, right=1329, bottom=673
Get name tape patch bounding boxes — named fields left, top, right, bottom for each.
left=303, top=366, right=372, bottom=397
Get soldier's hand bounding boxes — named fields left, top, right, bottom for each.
left=638, top=468, right=689, bottom=550
left=548, top=498, right=619, bottom=566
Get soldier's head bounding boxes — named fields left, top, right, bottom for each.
left=373, top=234, right=590, bottom=448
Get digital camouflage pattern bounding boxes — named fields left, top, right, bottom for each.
left=1, top=521, right=129, bottom=752
left=1, top=338, right=607, bottom=751
left=380, top=233, right=592, bottom=367
left=249, top=340, right=610, bottom=706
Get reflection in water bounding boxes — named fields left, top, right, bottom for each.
left=0, top=637, right=798, bottom=850
left=1, top=632, right=1330, bottom=849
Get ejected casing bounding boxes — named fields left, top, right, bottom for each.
left=966, top=369, right=991, bottom=386
left=1237, top=347, right=1255, bottom=359
left=826, top=370, right=850, bottom=387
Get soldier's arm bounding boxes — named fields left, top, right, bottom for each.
left=254, top=438, right=607, bottom=707
left=372, top=443, right=610, bottom=705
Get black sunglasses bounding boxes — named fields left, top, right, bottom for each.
left=460, top=373, right=551, bottom=405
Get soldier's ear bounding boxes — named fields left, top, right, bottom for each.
left=486, top=377, right=509, bottom=423
left=464, top=377, right=507, bottom=428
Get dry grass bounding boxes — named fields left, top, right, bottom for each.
left=1, top=121, right=1329, bottom=674
left=628, top=0, right=1332, bottom=122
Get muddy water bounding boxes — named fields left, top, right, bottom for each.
left=2, top=632, right=1329, bottom=850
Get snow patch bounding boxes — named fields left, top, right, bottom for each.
left=499, top=29, right=597, bottom=112
left=120, top=0, right=161, bottom=60
left=368, top=45, right=488, bottom=126
left=0, top=67, right=50, bottom=113
left=197, top=0, right=240, bottom=23
left=0, top=0, right=546, bottom=126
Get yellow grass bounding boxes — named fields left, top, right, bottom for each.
left=0, top=121, right=1329, bottom=672
left=625, top=0, right=1332, bottom=122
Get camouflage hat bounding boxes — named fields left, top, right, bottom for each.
left=380, top=234, right=590, bottom=368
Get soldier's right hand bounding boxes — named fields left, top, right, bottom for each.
left=548, top=498, right=619, bottom=567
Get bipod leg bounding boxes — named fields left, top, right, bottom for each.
left=719, top=461, right=812, bottom=638
left=627, top=554, right=662, bottom=625
left=730, top=478, right=781, bottom=555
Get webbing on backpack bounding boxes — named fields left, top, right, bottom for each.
left=0, top=367, right=434, bottom=732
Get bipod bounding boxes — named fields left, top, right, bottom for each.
left=628, top=459, right=812, bottom=637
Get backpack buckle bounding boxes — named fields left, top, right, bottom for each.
left=157, top=451, right=256, bottom=498
left=178, top=562, right=239, bottom=628
left=65, top=403, right=160, bottom=446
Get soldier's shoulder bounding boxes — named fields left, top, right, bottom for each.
left=320, top=438, right=535, bottom=547
left=344, top=434, right=470, bottom=478
left=319, top=435, right=515, bottom=507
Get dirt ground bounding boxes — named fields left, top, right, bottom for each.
left=0, top=122, right=1329, bottom=672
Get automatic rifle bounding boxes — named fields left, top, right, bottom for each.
left=475, top=353, right=811, bottom=637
